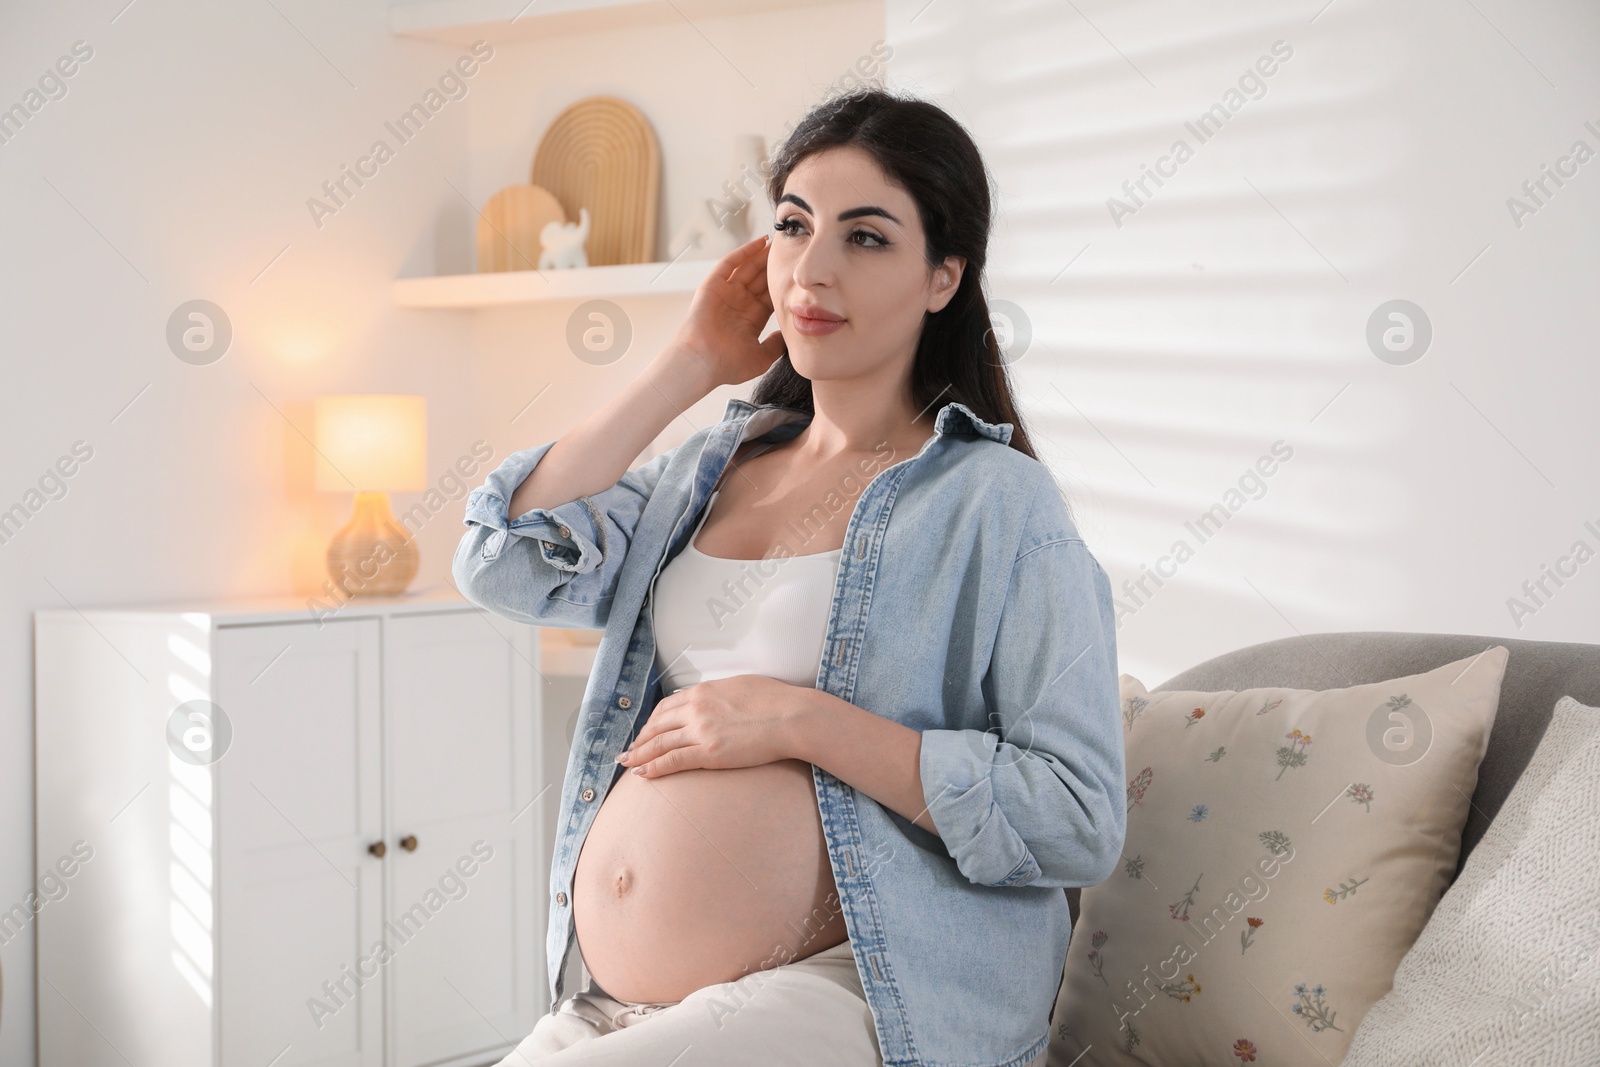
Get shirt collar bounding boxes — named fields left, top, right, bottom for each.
left=721, top=396, right=1014, bottom=447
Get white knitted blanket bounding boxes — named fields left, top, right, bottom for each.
left=1342, top=694, right=1600, bottom=1066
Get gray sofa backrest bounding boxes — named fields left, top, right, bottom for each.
left=1066, top=631, right=1600, bottom=929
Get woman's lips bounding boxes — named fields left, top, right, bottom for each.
left=792, top=308, right=846, bottom=336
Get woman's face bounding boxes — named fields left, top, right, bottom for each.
left=767, top=145, right=963, bottom=385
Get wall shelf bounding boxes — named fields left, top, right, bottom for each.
left=388, top=0, right=868, bottom=45
left=394, top=257, right=717, bottom=308
left=386, top=0, right=883, bottom=307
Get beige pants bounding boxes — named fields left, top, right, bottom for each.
left=493, top=939, right=883, bottom=1066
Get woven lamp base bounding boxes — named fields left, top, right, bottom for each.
left=326, top=491, right=419, bottom=597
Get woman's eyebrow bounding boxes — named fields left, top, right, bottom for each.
left=779, top=193, right=901, bottom=225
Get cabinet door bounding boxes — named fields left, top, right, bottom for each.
left=383, top=610, right=539, bottom=1067
left=215, top=618, right=385, bottom=1067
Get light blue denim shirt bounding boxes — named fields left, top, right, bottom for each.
left=454, top=396, right=1126, bottom=1067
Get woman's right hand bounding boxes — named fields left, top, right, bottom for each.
left=664, top=234, right=788, bottom=388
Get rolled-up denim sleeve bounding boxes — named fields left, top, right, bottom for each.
left=453, top=438, right=677, bottom=630
left=918, top=529, right=1126, bottom=890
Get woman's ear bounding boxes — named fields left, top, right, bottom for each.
left=927, top=255, right=967, bottom=314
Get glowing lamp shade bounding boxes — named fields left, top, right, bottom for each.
left=314, top=395, right=427, bottom=493
left=314, top=394, right=427, bottom=597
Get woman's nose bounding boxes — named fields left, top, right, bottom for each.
left=790, top=231, right=836, bottom=289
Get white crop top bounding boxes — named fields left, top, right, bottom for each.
left=651, top=456, right=843, bottom=696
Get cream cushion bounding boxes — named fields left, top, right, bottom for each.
left=1048, top=646, right=1509, bottom=1066
left=1340, top=694, right=1600, bottom=1066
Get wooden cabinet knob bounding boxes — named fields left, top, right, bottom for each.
left=400, top=835, right=418, bottom=852
left=368, top=840, right=387, bottom=858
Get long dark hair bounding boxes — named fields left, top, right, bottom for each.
left=751, top=88, right=1038, bottom=460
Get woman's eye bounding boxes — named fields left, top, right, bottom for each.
left=772, top=217, right=886, bottom=248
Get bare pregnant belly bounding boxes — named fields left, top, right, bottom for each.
left=571, top=758, right=848, bottom=1004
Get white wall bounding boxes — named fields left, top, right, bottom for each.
left=885, top=0, right=1600, bottom=686
left=0, top=1, right=884, bottom=1062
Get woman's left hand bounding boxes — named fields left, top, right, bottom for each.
left=618, top=674, right=814, bottom=777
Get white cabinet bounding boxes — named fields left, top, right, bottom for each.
left=35, top=591, right=545, bottom=1067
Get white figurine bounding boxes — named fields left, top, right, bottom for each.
left=539, top=207, right=590, bottom=270
left=669, top=134, right=772, bottom=261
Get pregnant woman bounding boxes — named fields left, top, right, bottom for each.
left=458, top=88, right=1126, bottom=1067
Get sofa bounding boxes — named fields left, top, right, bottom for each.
left=1053, top=629, right=1600, bottom=1065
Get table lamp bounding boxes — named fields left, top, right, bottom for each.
left=314, top=394, right=426, bottom=597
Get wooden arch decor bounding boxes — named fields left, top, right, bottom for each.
left=531, top=95, right=660, bottom=266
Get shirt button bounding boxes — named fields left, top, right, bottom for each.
left=617, top=696, right=631, bottom=709
left=558, top=524, right=570, bottom=537
left=556, top=892, right=567, bottom=906
left=581, top=787, right=595, bottom=802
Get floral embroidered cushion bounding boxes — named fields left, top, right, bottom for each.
left=1341, top=695, right=1600, bottom=1066
left=1047, top=646, right=1509, bottom=1066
